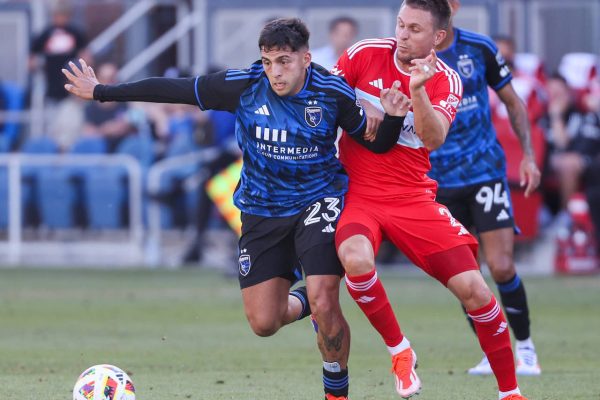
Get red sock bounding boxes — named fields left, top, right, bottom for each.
left=468, top=296, right=518, bottom=392
left=345, top=270, right=403, bottom=348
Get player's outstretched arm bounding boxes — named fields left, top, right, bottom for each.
left=63, top=58, right=199, bottom=105
left=63, top=59, right=98, bottom=100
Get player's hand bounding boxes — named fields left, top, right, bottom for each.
left=519, top=155, right=541, bottom=197
left=62, top=58, right=99, bottom=100
left=359, top=98, right=385, bottom=142
left=409, top=49, right=437, bottom=91
left=380, top=80, right=411, bottom=118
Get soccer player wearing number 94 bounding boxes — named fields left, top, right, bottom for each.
left=431, top=0, right=542, bottom=378
left=62, top=18, right=412, bottom=400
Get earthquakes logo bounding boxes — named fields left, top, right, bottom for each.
left=457, top=54, right=474, bottom=78
left=305, top=100, right=322, bottom=128
left=238, top=248, right=251, bottom=276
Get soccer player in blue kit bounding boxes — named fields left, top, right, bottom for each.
left=63, top=18, right=411, bottom=400
left=431, top=0, right=542, bottom=376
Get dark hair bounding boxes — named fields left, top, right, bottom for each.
left=492, top=34, right=515, bottom=48
left=401, top=0, right=451, bottom=30
left=329, top=16, right=359, bottom=33
left=258, top=18, right=310, bottom=52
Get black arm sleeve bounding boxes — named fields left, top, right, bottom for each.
left=93, top=77, right=198, bottom=105
left=349, top=114, right=404, bottom=153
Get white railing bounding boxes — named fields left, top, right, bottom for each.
left=88, top=0, right=159, bottom=56
left=0, top=154, right=143, bottom=266
left=119, top=9, right=204, bottom=81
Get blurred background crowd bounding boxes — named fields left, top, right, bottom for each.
left=0, top=0, right=599, bottom=273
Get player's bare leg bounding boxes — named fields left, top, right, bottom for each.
left=480, top=228, right=541, bottom=376
left=306, top=275, right=351, bottom=399
left=241, top=277, right=304, bottom=337
left=447, top=270, right=524, bottom=399
left=338, top=234, right=420, bottom=399
left=306, top=275, right=350, bottom=365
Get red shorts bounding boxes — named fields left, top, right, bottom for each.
left=336, top=192, right=479, bottom=286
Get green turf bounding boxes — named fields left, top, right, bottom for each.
left=0, top=268, right=599, bottom=399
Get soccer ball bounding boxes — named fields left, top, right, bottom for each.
left=73, top=364, right=135, bottom=400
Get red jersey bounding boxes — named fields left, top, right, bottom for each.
left=334, top=38, right=463, bottom=199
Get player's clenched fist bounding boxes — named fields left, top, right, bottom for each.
left=62, top=58, right=99, bottom=100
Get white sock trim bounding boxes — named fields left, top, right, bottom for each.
left=345, top=271, right=378, bottom=292
left=387, top=336, right=410, bottom=356
left=323, top=361, right=341, bottom=373
left=499, top=387, right=521, bottom=399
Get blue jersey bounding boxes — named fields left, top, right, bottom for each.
left=194, top=62, right=366, bottom=217
left=429, top=28, right=513, bottom=187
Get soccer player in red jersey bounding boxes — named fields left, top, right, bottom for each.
left=333, top=1, right=529, bottom=399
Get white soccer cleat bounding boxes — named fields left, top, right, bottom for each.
left=467, top=355, right=493, bottom=375
left=516, top=343, right=541, bottom=376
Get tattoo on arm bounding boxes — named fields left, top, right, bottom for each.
left=507, top=99, right=534, bottom=156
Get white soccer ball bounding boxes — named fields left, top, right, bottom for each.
left=73, top=364, right=136, bottom=400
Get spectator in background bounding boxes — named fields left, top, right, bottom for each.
left=30, top=1, right=90, bottom=103
left=82, top=62, right=135, bottom=152
left=136, top=67, right=210, bottom=158
left=183, top=65, right=241, bottom=264
left=311, top=16, right=358, bottom=71
left=31, top=1, right=90, bottom=151
left=547, top=74, right=600, bottom=226
left=491, top=35, right=546, bottom=124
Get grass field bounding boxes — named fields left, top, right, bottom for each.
left=0, top=268, right=599, bottom=400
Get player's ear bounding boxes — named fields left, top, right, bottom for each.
left=303, top=50, right=312, bottom=67
left=434, top=30, right=447, bottom=47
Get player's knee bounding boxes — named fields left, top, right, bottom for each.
left=488, top=255, right=515, bottom=282
left=310, top=294, right=338, bottom=323
left=451, top=273, right=492, bottom=310
left=246, top=313, right=281, bottom=337
left=463, top=281, right=492, bottom=310
left=338, top=245, right=374, bottom=275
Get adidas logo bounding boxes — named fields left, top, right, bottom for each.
left=493, top=321, right=508, bottom=336
left=369, top=78, right=384, bottom=89
left=322, top=223, right=335, bottom=233
left=496, top=209, right=510, bottom=221
left=254, top=105, right=270, bottom=115
left=357, top=295, right=375, bottom=303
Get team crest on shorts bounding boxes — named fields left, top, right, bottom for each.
left=238, top=253, right=251, bottom=276
left=457, top=56, right=474, bottom=78
left=305, top=106, right=322, bottom=127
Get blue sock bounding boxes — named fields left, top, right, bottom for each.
left=496, top=274, right=531, bottom=341
left=289, top=286, right=311, bottom=320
